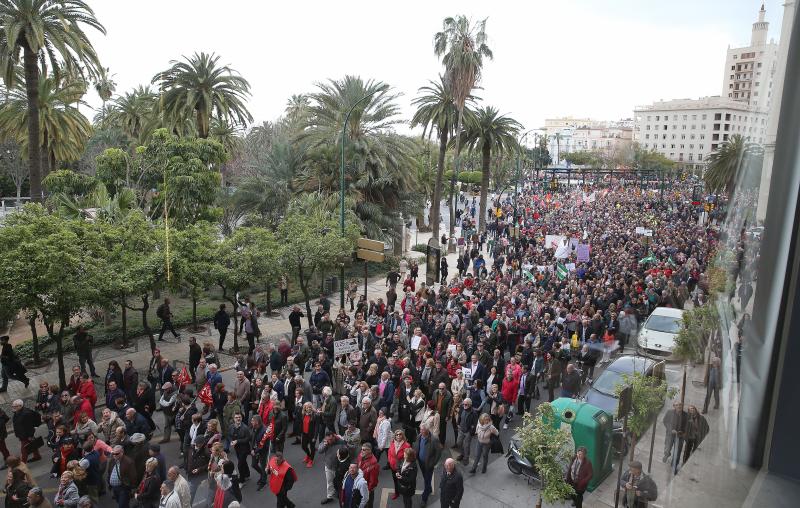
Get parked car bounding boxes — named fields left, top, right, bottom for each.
left=636, top=306, right=685, bottom=359
left=584, top=355, right=664, bottom=419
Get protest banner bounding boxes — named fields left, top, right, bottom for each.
left=545, top=234, right=565, bottom=249
left=576, top=243, right=591, bottom=262
left=334, top=338, right=359, bottom=355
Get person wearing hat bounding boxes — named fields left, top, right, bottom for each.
left=147, top=444, right=166, bottom=488
left=618, top=460, right=658, bottom=508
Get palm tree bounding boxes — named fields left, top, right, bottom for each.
left=93, top=67, right=116, bottom=117
left=0, top=75, right=92, bottom=174
left=461, top=106, right=520, bottom=231
left=704, top=134, right=762, bottom=195
left=0, top=0, right=105, bottom=199
left=102, top=85, right=160, bottom=145
left=153, top=52, right=252, bottom=139
left=434, top=15, right=493, bottom=236
left=411, top=75, right=476, bottom=240
left=297, top=75, right=415, bottom=239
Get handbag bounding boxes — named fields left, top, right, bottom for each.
left=29, top=436, right=45, bottom=450
left=489, top=433, right=504, bottom=454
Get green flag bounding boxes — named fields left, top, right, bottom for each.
left=522, top=269, right=534, bottom=281
left=667, top=256, right=676, bottom=267
left=639, top=253, right=657, bottom=265
left=556, top=262, right=568, bottom=280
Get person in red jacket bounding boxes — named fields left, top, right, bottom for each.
left=77, top=374, right=97, bottom=408
left=356, top=443, right=379, bottom=508
left=387, top=430, right=411, bottom=500
left=566, top=446, right=594, bottom=508
left=500, top=371, right=519, bottom=429
left=71, top=396, right=93, bottom=426
left=268, top=451, right=297, bottom=508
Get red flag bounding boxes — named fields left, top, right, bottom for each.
left=176, top=366, right=191, bottom=387
left=198, top=383, right=212, bottom=406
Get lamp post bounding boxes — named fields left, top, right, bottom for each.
left=515, top=129, right=535, bottom=226
left=340, top=89, right=381, bottom=308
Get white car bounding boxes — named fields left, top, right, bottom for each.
left=636, top=307, right=684, bottom=359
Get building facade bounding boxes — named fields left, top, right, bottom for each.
left=721, top=4, right=778, bottom=110
left=633, top=97, right=767, bottom=171
left=543, top=117, right=633, bottom=164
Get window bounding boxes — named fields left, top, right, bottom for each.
left=689, top=153, right=694, bottom=161
left=700, top=134, right=705, bottom=140
left=757, top=62, right=762, bottom=67
left=645, top=134, right=650, bottom=139
left=664, top=124, right=668, bottom=130
left=701, top=124, right=706, bottom=129
left=682, top=115, right=687, bottom=120
left=697, top=153, right=702, bottom=161
left=681, top=134, right=686, bottom=139
left=711, top=143, right=718, bottom=150
left=671, top=144, right=675, bottom=149
left=702, top=114, right=707, bottom=120
left=725, top=113, right=731, bottom=121
left=647, top=116, right=651, bottom=121
left=646, top=125, right=650, bottom=130
left=699, top=144, right=704, bottom=149
left=690, top=134, right=696, bottom=139
left=714, top=113, right=722, bottom=120
left=692, top=115, right=697, bottom=120
left=714, top=124, right=720, bottom=130
left=673, top=115, right=678, bottom=120
left=713, top=133, right=720, bottom=141
left=682, top=125, right=687, bottom=130
left=731, top=65, right=735, bottom=70
left=680, top=144, right=685, bottom=149
left=689, top=144, right=694, bottom=149
left=723, top=134, right=729, bottom=141
left=724, top=124, right=730, bottom=131
left=655, top=115, right=660, bottom=121
left=755, top=92, right=759, bottom=96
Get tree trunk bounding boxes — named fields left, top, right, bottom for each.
left=23, top=46, right=43, bottom=201
left=15, top=183, right=22, bottom=209
left=449, top=109, right=465, bottom=237
left=197, top=109, right=208, bottom=139
left=50, top=320, right=67, bottom=389
left=141, top=294, right=156, bottom=354
left=192, top=296, right=198, bottom=331
left=28, top=315, right=40, bottom=364
left=299, top=266, right=313, bottom=328
left=479, top=141, right=491, bottom=232
left=121, top=303, right=128, bottom=348
left=430, top=125, right=449, bottom=243
left=266, top=283, right=272, bottom=315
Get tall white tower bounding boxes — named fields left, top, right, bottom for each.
left=751, top=3, right=769, bottom=46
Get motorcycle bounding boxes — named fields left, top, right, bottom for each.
left=506, top=437, right=541, bottom=483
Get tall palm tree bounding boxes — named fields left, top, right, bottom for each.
left=704, top=134, right=762, bottom=194
left=434, top=15, right=492, bottom=236
left=0, top=0, right=105, bottom=199
left=297, top=75, right=415, bottom=239
left=0, top=75, right=92, bottom=173
left=411, top=75, right=477, bottom=240
left=153, top=52, right=252, bottom=139
left=93, top=67, right=116, bottom=117
left=102, top=85, right=159, bottom=145
left=461, top=106, right=520, bottom=231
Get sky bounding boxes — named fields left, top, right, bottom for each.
left=86, top=0, right=786, bottom=135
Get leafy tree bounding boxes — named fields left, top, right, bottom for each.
left=93, top=67, right=116, bottom=116
left=461, top=106, right=520, bottom=231
left=615, top=372, right=676, bottom=460
left=140, top=129, right=225, bottom=226
left=95, top=147, right=129, bottom=194
left=0, top=205, right=105, bottom=387
left=0, top=140, right=27, bottom=205
left=278, top=207, right=358, bottom=328
left=153, top=52, right=252, bottom=139
left=101, top=85, right=160, bottom=145
left=517, top=403, right=575, bottom=505
left=705, top=134, right=762, bottom=194
left=98, top=211, right=160, bottom=348
left=563, top=150, right=599, bottom=167
left=42, top=169, right=97, bottom=198
left=171, top=222, right=218, bottom=331
left=0, top=0, right=105, bottom=199
left=0, top=75, right=93, bottom=174
left=435, top=15, right=493, bottom=235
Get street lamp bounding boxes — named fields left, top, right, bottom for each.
left=340, top=89, right=381, bottom=308
left=515, top=129, right=536, bottom=225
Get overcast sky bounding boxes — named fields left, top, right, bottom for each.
left=87, top=0, right=785, bottom=134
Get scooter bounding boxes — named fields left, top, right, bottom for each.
left=506, top=437, right=541, bottom=483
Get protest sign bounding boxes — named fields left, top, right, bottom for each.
left=334, top=338, right=359, bottom=355
left=576, top=243, right=590, bottom=262
left=545, top=234, right=565, bottom=249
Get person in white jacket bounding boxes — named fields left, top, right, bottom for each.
left=159, top=480, right=182, bottom=508
left=167, top=466, right=191, bottom=508
left=340, top=464, right=369, bottom=508
left=374, top=408, right=393, bottom=463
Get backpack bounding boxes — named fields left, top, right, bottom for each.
left=156, top=304, right=167, bottom=320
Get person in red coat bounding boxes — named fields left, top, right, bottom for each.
left=77, top=374, right=97, bottom=408
left=566, top=447, right=594, bottom=508
left=500, top=371, right=519, bottom=428
left=268, top=451, right=297, bottom=508
left=71, top=396, right=93, bottom=426
left=387, top=430, right=411, bottom=500
left=356, top=443, right=379, bottom=508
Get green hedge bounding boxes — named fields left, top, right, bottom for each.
left=411, top=244, right=427, bottom=253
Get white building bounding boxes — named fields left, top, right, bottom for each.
left=721, top=4, right=778, bottom=110
left=633, top=96, right=767, bottom=171
left=543, top=117, right=633, bottom=164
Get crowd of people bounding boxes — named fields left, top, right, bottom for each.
left=0, top=180, right=716, bottom=508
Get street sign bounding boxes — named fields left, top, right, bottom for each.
left=357, top=248, right=385, bottom=263
left=357, top=238, right=385, bottom=252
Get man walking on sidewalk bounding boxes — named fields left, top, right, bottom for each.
left=156, top=298, right=180, bottom=341
left=73, top=326, right=99, bottom=377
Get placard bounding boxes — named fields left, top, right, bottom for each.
left=334, top=338, right=359, bottom=356
left=576, top=243, right=591, bottom=262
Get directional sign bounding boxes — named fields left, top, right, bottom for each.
left=357, top=238, right=385, bottom=252
left=357, top=248, right=385, bottom=262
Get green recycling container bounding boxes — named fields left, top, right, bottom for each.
left=550, top=398, right=614, bottom=492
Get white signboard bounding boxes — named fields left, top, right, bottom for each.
left=334, top=338, right=359, bottom=356
left=545, top=235, right=566, bottom=250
